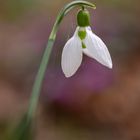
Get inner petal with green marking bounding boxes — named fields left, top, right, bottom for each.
left=82, top=42, right=86, bottom=49
left=78, top=29, right=86, bottom=40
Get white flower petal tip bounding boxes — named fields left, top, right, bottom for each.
left=61, top=36, right=82, bottom=78
left=106, top=61, right=113, bottom=69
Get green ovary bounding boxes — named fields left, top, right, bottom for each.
left=77, top=9, right=90, bottom=27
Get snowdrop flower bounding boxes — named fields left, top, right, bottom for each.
left=61, top=8, right=112, bottom=77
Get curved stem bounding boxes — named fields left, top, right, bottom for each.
left=27, top=0, right=96, bottom=121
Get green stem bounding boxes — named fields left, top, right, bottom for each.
left=27, top=0, right=96, bottom=121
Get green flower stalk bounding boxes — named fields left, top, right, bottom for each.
left=10, top=1, right=96, bottom=140
left=10, top=0, right=114, bottom=138
left=27, top=0, right=96, bottom=121
left=27, top=0, right=96, bottom=119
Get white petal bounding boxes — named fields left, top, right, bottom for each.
left=61, top=36, right=82, bottom=77
left=83, top=28, right=112, bottom=69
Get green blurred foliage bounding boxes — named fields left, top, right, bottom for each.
left=0, top=0, right=35, bottom=20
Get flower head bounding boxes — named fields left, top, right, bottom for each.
left=61, top=8, right=112, bottom=77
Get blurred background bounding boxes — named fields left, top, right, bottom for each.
left=0, top=0, right=140, bottom=140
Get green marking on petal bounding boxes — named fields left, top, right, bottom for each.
left=78, top=30, right=86, bottom=40
left=82, top=42, right=86, bottom=48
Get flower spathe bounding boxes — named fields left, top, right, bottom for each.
left=61, top=26, right=112, bottom=77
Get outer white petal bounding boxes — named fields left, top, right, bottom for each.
left=83, top=27, right=112, bottom=69
left=61, top=35, right=82, bottom=77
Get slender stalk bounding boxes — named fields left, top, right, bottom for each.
left=27, top=0, right=96, bottom=121
left=27, top=39, right=54, bottom=120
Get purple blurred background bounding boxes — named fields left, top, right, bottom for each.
left=0, top=0, right=140, bottom=140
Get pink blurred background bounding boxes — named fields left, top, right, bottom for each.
left=0, top=0, right=140, bottom=140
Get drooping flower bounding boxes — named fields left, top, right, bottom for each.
left=61, top=8, right=112, bottom=77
